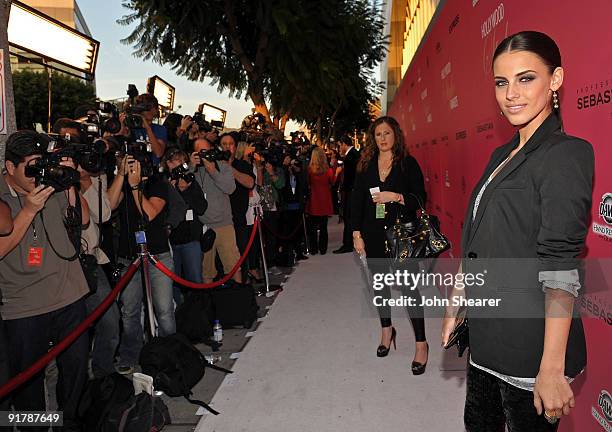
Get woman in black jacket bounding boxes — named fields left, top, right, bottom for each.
left=351, top=116, right=429, bottom=374
left=162, top=149, right=207, bottom=305
left=441, top=31, right=593, bottom=431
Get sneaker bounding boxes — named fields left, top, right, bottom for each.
left=117, top=365, right=134, bottom=375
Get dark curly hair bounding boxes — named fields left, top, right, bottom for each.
left=357, top=116, right=407, bottom=173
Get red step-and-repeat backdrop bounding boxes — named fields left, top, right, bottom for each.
left=387, top=0, right=612, bottom=430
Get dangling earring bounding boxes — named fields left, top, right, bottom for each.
left=552, top=90, right=559, bottom=109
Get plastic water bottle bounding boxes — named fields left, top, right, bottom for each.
left=213, top=320, right=223, bottom=343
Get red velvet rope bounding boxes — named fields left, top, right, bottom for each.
left=0, top=258, right=142, bottom=400
left=261, top=217, right=303, bottom=240
left=151, top=217, right=259, bottom=289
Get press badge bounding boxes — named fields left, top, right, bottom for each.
left=135, top=230, right=147, bottom=245
left=375, top=203, right=386, bottom=219
left=28, top=247, right=43, bottom=267
left=186, top=209, right=194, bottom=221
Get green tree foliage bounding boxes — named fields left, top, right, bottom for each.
left=12, top=69, right=96, bottom=130
left=120, top=0, right=386, bottom=135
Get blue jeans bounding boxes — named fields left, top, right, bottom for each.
left=171, top=241, right=203, bottom=305
left=84, top=266, right=120, bottom=377
left=117, top=252, right=176, bottom=367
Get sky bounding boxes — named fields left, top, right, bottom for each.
left=77, top=0, right=299, bottom=131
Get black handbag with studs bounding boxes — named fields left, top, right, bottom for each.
left=385, top=193, right=450, bottom=263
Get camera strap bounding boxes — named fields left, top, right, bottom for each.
left=40, top=194, right=79, bottom=262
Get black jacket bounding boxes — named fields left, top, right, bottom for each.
left=462, top=113, right=593, bottom=378
left=169, top=181, right=207, bottom=246
left=351, top=155, right=426, bottom=258
left=341, top=147, right=360, bottom=192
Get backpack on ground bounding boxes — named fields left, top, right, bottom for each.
left=210, top=281, right=259, bottom=329
left=104, top=392, right=170, bottom=432
left=139, top=333, right=232, bottom=415
left=77, top=372, right=134, bottom=431
left=175, top=291, right=214, bottom=344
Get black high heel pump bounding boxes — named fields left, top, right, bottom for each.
left=376, top=327, right=397, bottom=357
left=411, top=342, right=429, bottom=375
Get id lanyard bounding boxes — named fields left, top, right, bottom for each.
left=17, top=195, right=43, bottom=267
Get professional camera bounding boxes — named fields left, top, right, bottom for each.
left=123, top=84, right=153, bottom=130
left=198, top=148, right=231, bottom=163
left=24, top=146, right=80, bottom=192
left=50, top=132, right=109, bottom=175
left=168, top=163, right=195, bottom=184
left=115, top=138, right=155, bottom=179
left=254, top=142, right=286, bottom=167
left=77, top=101, right=122, bottom=139
left=192, top=112, right=224, bottom=133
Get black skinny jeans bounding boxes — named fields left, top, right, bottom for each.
left=370, top=260, right=426, bottom=342
left=364, top=232, right=426, bottom=342
left=465, top=365, right=560, bottom=432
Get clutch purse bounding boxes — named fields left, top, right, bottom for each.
left=444, top=309, right=469, bottom=357
left=385, top=193, right=450, bottom=263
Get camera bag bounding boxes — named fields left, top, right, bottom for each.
left=210, top=280, right=259, bottom=329
left=139, top=333, right=232, bottom=415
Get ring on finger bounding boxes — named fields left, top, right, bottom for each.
left=544, top=410, right=559, bottom=424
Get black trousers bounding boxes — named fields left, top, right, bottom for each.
left=465, top=365, right=560, bottom=432
left=373, top=260, right=426, bottom=342
left=280, top=209, right=305, bottom=256
left=341, top=190, right=353, bottom=248
left=4, top=298, right=89, bottom=432
left=307, top=215, right=329, bottom=254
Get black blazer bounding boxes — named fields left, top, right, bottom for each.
left=462, top=113, right=593, bottom=378
left=341, top=147, right=360, bottom=192
left=351, top=155, right=426, bottom=258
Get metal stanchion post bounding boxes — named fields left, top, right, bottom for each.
left=136, top=231, right=157, bottom=338
left=255, top=208, right=282, bottom=297
left=302, top=213, right=310, bottom=255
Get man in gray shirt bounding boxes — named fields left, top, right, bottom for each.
left=0, top=131, right=90, bottom=431
left=190, top=138, right=242, bottom=283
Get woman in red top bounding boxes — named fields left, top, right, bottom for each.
left=306, top=147, right=335, bottom=254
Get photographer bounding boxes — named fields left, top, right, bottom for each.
left=122, top=93, right=167, bottom=164
left=280, top=153, right=308, bottom=261
left=107, top=154, right=175, bottom=375
left=254, top=148, right=285, bottom=273
left=163, top=113, right=197, bottom=154
left=162, top=149, right=207, bottom=304
left=190, top=138, right=242, bottom=284
left=54, top=118, right=120, bottom=378
left=220, top=133, right=255, bottom=280
left=0, top=131, right=90, bottom=430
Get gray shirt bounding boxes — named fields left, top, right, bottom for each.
left=192, top=162, right=236, bottom=229
left=0, top=176, right=89, bottom=320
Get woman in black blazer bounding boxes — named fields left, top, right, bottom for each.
left=442, top=32, right=593, bottom=431
left=351, top=116, right=429, bottom=374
